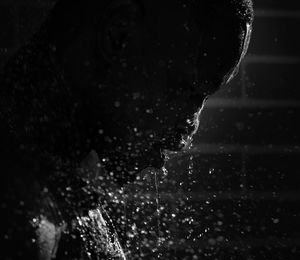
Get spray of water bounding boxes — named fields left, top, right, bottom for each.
left=76, top=207, right=127, bottom=259
left=154, top=169, right=162, bottom=258
left=166, top=99, right=207, bottom=160
left=151, top=100, right=207, bottom=257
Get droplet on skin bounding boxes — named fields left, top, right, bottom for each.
left=114, top=101, right=121, bottom=107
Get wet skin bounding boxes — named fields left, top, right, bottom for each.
left=60, top=0, right=251, bottom=183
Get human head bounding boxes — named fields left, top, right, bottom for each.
left=45, top=0, right=253, bottom=184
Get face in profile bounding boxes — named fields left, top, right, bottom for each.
left=63, top=0, right=252, bottom=183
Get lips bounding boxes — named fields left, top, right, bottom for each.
left=156, top=122, right=195, bottom=151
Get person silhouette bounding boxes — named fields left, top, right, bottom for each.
left=0, top=0, right=253, bottom=259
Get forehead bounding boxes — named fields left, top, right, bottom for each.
left=140, top=0, right=200, bottom=58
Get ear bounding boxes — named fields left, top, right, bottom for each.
left=97, top=0, right=142, bottom=63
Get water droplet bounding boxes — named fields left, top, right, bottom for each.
left=114, top=101, right=121, bottom=107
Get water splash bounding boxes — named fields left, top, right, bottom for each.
left=167, top=99, right=207, bottom=158
left=182, top=101, right=206, bottom=151
left=188, top=155, right=194, bottom=176
left=149, top=168, right=163, bottom=258
left=76, top=207, right=127, bottom=259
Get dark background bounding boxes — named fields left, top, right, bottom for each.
left=0, top=0, right=299, bottom=259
